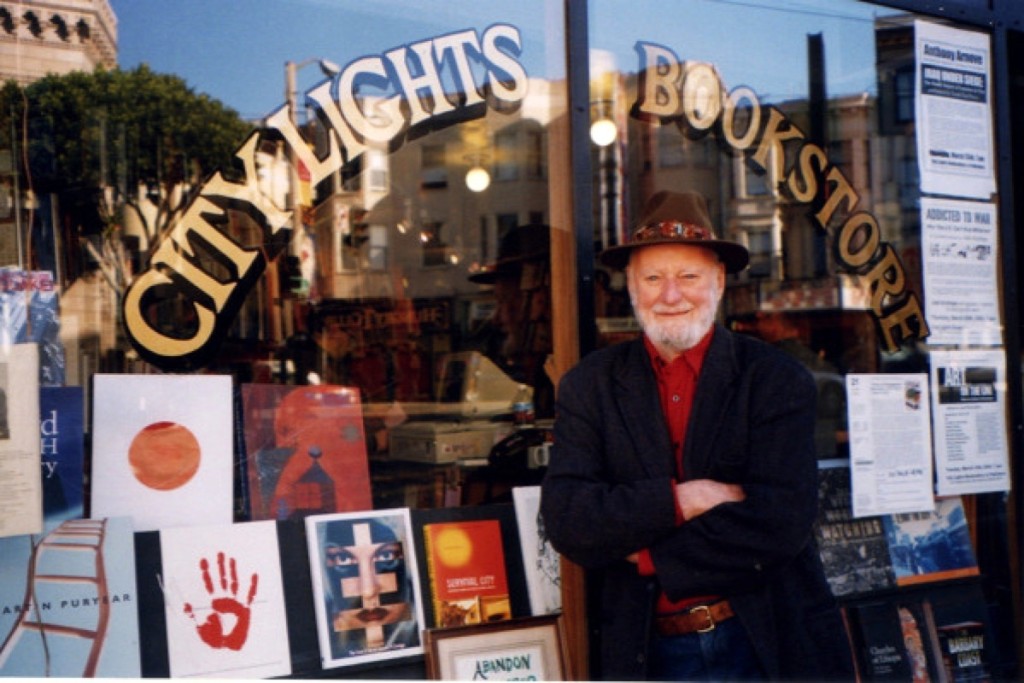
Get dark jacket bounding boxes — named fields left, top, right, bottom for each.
left=541, top=325, right=855, bottom=680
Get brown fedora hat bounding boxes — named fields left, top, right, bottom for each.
left=599, top=191, right=749, bottom=273
left=469, top=224, right=551, bottom=284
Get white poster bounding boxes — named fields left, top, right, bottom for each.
left=846, top=374, right=934, bottom=518
left=0, top=344, right=41, bottom=538
left=921, top=197, right=1000, bottom=346
left=915, top=19, right=995, bottom=199
left=160, top=520, right=292, bottom=679
left=512, top=486, right=561, bottom=616
left=929, top=349, right=1010, bottom=495
left=89, top=374, right=234, bottom=532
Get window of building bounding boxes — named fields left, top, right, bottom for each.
left=420, top=143, right=447, bottom=189
left=494, top=129, right=519, bottom=182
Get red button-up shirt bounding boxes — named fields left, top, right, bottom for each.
left=637, top=328, right=718, bottom=614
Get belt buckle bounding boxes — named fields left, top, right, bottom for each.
left=690, top=604, right=716, bottom=633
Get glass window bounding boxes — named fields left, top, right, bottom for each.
left=494, top=128, right=520, bottom=181
left=587, top=0, right=994, bottom=425
left=1, top=0, right=567, bottom=516
left=420, top=143, right=448, bottom=189
left=587, top=2, right=1012, bottom=677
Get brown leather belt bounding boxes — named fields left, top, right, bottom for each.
left=655, top=600, right=735, bottom=637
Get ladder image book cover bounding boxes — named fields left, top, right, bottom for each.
left=0, top=516, right=141, bottom=677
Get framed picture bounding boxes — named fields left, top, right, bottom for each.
left=305, top=508, right=426, bottom=669
left=425, top=615, right=568, bottom=680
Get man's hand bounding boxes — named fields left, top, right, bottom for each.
left=675, top=479, right=745, bottom=520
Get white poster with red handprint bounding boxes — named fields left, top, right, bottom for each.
left=159, top=520, right=291, bottom=678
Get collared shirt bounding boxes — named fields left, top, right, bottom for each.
left=644, top=329, right=713, bottom=481
left=637, top=327, right=718, bottom=615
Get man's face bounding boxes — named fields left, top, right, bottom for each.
left=493, top=275, right=522, bottom=334
left=325, top=521, right=411, bottom=648
left=626, top=243, right=725, bottom=358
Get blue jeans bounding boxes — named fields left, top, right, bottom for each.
left=648, top=615, right=766, bottom=681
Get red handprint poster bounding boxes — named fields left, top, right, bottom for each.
left=159, top=520, right=291, bottom=678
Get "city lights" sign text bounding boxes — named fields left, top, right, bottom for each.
left=123, top=25, right=527, bottom=370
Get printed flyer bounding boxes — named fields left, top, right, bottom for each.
left=914, top=19, right=995, bottom=199
left=929, top=348, right=1010, bottom=495
left=921, top=197, right=999, bottom=346
left=846, top=373, right=934, bottom=517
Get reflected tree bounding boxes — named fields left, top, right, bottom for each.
left=0, top=65, right=251, bottom=294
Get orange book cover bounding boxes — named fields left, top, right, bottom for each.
left=423, top=519, right=511, bottom=628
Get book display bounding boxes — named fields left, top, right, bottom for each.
left=89, top=374, right=235, bottom=532
left=816, top=459, right=1002, bottom=681
left=0, top=344, right=42, bottom=539
left=304, top=508, right=426, bottom=670
left=0, top=516, right=141, bottom=677
left=159, top=520, right=292, bottom=678
left=39, top=386, right=86, bottom=526
left=0, top=343, right=1005, bottom=680
left=422, top=519, right=511, bottom=628
left=240, top=384, right=371, bottom=520
left=814, top=460, right=980, bottom=596
left=846, top=582, right=995, bottom=683
left=0, top=363, right=1003, bottom=680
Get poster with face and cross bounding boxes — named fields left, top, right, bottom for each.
left=305, top=508, right=425, bottom=669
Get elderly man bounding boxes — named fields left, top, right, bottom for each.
left=541, top=191, right=854, bottom=681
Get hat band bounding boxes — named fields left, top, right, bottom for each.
left=632, top=221, right=713, bottom=243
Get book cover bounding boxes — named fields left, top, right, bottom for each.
left=40, top=386, right=86, bottom=526
left=935, top=621, right=989, bottom=681
left=241, top=384, right=371, bottom=520
left=0, top=269, right=65, bottom=387
left=411, top=504, right=530, bottom=630
left=0, top=516, right=141, bottom=677
left=0, top=343, right=43, bottom=538
left=89, top=374, right=234, bottom=532
left=512, top=485, right=562, bottom=615
left=305, top=508, right=425, bottom=669
left=883, top=496, right=980, bottom=586
left=423, top=519, right=511, bottom=628
left=158, top=520, right=292, bottom=679
left=814, top=459, right=897, bottom=596
left=897, top=598, right=945, bottom=682
left=848, top=600, right=917, bottom=680
left=927, top=582, right=994, bottom=682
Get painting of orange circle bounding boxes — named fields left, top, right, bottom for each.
left=128, top=421, right=201, bottom=490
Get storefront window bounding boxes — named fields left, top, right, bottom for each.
left=2, top=0, right=1019, bottom=677
left=1, top=0, right=567, bottom=512
left=588, top=0, right=1005, bottom=449
left=588, top=0, right=1013, bottom=675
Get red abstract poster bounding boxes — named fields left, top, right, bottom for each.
left=241, top=384, right=371, bottom=520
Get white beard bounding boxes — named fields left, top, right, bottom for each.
left=631, top=290, right=720, bottom=353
